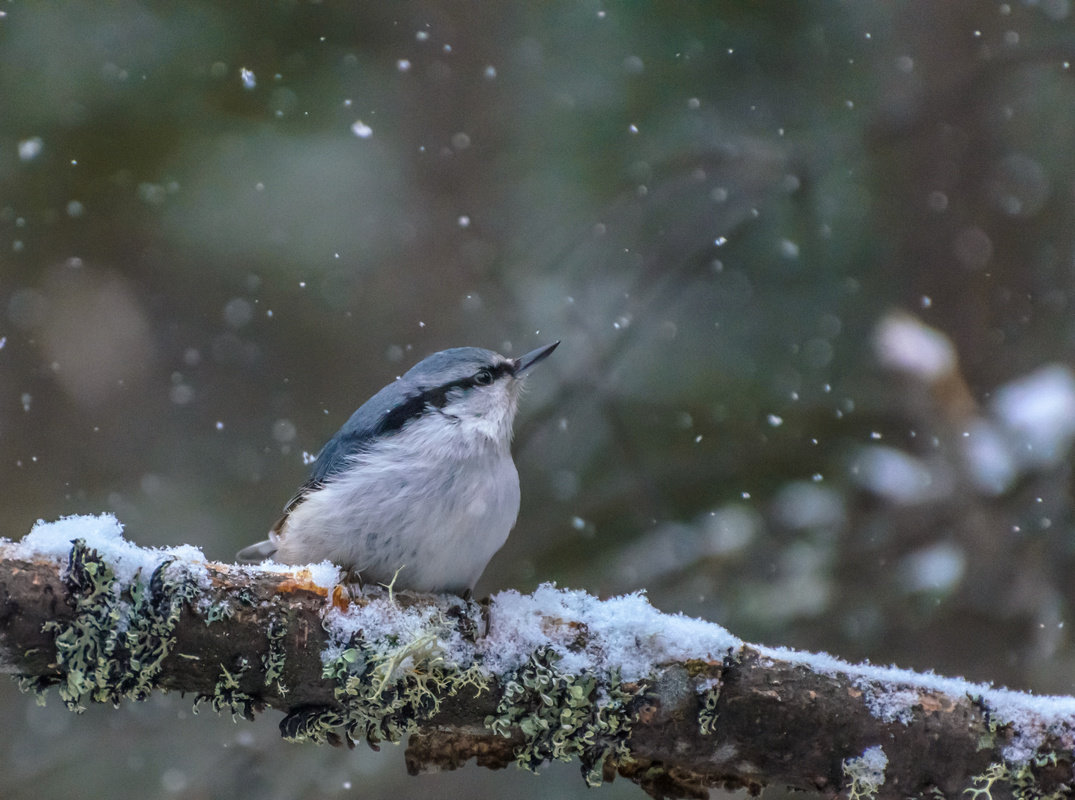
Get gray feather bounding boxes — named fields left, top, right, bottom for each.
left=236, top=538, right=278, bottom=563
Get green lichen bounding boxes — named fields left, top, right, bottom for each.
left=965, top=763, right=1009, bottom=800
left=842, top=745, right=887, bottom=800
left=484, top=646, right=640, bottom=787
left=684, top=658, right=717, bottom=678
left=285, top=609, right=490, bottom=748
left=697, top=683, right=721, bottom=736
left=21, top=540, right=198, bottom=711
left=1010, top=752, right=1072, bottom=800
left=288, top=593, right=641, bottom=787
left=972, top=695, right=1009, bottom=741
left=964, top=756, right=1072, bottom=800
left=194, top=656, right=258, bottom=721
left=16, top=674, right=51, bottom=706
left=262, top=614, right=288, bottom=692
left=203, top=600, right=234, bottom=625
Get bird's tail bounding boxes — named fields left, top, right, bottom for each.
left=235, top=539, right=278, bottom=563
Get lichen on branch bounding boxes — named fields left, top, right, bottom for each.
left=3, top=514, right=1075, bottom=799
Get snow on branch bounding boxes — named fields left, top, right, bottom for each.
left=2, top=515, right=1075, bottom=799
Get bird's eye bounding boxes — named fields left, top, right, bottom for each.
left=474, top=368, right=493, bottom=386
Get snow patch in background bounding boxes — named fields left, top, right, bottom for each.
left=874, top=312, right=956, bottom=380
left=896, top=541, right=966, bottom=595
left=771, top=481, right=846, bottom=531
left=991, top=364, right=1075, bottom=469
left=960, top=419, right=1017, bottom=495
left=958, top=364, right=1075, bottom=495
left=610, top=504, right=760, bottom=586
left=848, top=445, right=951, bottom=505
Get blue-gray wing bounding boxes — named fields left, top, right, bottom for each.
left=276, top=378, right=418, bottom=521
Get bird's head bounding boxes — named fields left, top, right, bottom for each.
left=388, top=341, right=559, bottom=444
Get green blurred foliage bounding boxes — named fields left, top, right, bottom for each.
left=4, top=1, right=1075, bottom=798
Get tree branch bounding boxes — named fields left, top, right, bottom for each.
left=2, top=518, right=1073, bottom=799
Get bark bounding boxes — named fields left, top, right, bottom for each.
left=1, top=541, right=1072, bottom=800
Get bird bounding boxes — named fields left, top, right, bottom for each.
left=236, top=341, right=559, bottom=594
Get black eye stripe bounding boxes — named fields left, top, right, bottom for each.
left=448, top=361, right=512, bottom=392
left=487, top=362, right=513, bottom=380
left=375, top=362, right=513, bottom=435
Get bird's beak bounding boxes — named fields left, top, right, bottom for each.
left=514, top=341, right=560, bottom=374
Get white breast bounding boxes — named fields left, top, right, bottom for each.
left=272, top=412, right=521, bottom=593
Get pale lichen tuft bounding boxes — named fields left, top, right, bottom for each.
left=20, top=540, right=198, bottom=711
left=484, top=646, right=641, bottom=786
left=843, top=745, right=887, bottom=800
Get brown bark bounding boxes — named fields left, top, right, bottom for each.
left=1, top=546, right=1072, bottom=799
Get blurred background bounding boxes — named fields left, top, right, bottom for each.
left=4, top=1, right=1075, bottom=798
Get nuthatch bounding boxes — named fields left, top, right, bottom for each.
left=237, top=342, right=559, bottom=594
